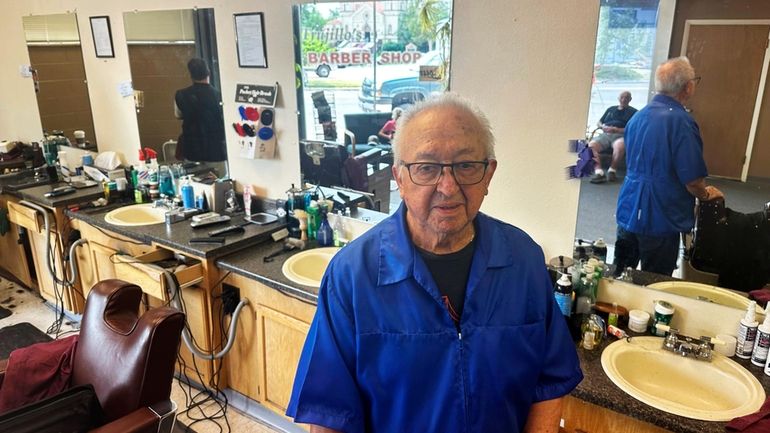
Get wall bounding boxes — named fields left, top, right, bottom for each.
left=669, top=0, right=770, bottom=180
left=0, top=0, right=599, bottom=257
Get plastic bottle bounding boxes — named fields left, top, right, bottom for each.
left=146, top=148, right=159, bottom=183
left=608, top=302, right=619, bottom=327
left=137, top=150, right=149, bottom=186
left=736, top=301, right=759, bottom=359
left=180, top=176, right=195, bottom=209
left=243, top=185, right=253, bottom=218
left=554, top=273, right=573, bottom=317
left=306, top=201, right=319, bottom=240
left=316, top=210, right=334, bottom=247
left=332, top=210, right=344, bottom=247
left=752, top=313, right=770, bottom=366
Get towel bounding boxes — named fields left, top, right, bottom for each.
left=749, top=289, right=770, bottom=309
left=727, top=397, right=770, bottom=431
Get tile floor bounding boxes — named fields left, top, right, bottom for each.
left=0, top=277, right=299, bottom=433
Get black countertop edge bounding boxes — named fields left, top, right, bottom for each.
left=64, top=205, right=286, bottom=260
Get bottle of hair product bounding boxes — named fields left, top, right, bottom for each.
left=752, top=313, right=770, bottom=366
left=554, top=274, right=573, bottom=317
left=316, top=210, right=334, bottom=247
left=180, top=176, right=195, bottom=209
left=736, top=301, right=759, bottom=359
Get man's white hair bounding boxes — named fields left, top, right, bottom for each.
left=392, top=92, right=495, bottom=163
left=655, top=56, right=696, bottom=96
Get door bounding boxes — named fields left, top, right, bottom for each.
left=683, top=22, right=770, bottom=179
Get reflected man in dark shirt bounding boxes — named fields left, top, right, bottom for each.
left=589, top=91, right=637, bottom=184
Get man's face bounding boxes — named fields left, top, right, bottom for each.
left=618, top=92, right=632, bottom=108
left=393, top=106, right=497, bottom=245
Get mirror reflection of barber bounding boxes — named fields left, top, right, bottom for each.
left=174, top=58, right=227, bottom=176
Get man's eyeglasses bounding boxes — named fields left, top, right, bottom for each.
left=691, top=76, right=702, bottom=85
left=401, top=160, right=490, bottom=186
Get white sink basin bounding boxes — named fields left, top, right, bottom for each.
left=602, top=336, right=765, bottom=421
left=281, top=247, right=340, bottom=288
left=104, top=203, right=166, bottom=226
left=648, top=281, right=764, bottom=314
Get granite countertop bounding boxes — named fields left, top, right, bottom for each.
left=65, top=203, right=286, bottom=259
left=12, top=181, right=104, bottom=208
left=216, top=240, right=320, bottom=303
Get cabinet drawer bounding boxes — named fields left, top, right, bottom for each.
left=114, top=249, right=203, bottom=301
left=7, top=201, right=44, bottom=233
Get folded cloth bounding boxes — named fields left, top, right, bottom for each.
left=749, top=289, right=770, bottom=308
left=727, top=397, right=770, bottom=431
left=0, top=335, right=78, bottom=414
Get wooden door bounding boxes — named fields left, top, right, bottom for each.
left=684, top=23, right=770, bottom=179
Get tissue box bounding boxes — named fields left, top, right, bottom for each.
left=191, top=178, right=232, bottom=213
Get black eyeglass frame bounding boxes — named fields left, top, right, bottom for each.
left=691, top=76, right=702, bottom=85
left=400, top=159, right=491, bottom=186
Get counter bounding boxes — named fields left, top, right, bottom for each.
left=65, top=203, right=285, bottom=259
left=11, top=181, right=104, bottom=208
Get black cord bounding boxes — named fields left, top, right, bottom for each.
left=91, top=223, right=148, bottom=246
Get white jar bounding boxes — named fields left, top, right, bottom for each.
left=628, top=309, right=651, bottom=333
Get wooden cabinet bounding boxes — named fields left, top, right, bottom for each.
left=223, top=273, right=315, bottom=420
left=561, top=396, right=669, bottom=433
left=0, top=195, right=33, bottom=288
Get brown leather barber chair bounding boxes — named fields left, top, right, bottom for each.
left=0, top=279, right=185, bottom=433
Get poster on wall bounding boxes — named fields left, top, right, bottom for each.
left=90, top=16, right=115, bottom=58
left=234, top=13, right=267, bottom=68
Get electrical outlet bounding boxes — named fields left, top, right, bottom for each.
left=221, top=283, right=241, bottom=316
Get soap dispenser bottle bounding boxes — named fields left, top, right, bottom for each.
left=736, top=301, right=759, bottom=359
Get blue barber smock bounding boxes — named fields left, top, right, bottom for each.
left=287, top=204, right=583, bottom=433
left=616, top=94, right=708, bottom=236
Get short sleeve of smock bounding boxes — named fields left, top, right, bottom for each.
left=533, top=267, right=584, bottom=402
left=673, top=118, right=708, bottom=185
left=286, top=272, right=365, bottom=433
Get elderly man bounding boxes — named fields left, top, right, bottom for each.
left=287, top=93, right=583, bottom=433
left=614, top=57, right=723, bottom=276
left=589, top=91, right=637, bottom=184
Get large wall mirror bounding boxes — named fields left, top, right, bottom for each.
left=123, top=8, right=226, bottom=175
left=577, top=0, right=770, bottom=303
left=292, top=0, right=454, bottom=214
left=22, top=12, right=98, bottom=150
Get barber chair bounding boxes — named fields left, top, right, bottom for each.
left=0, top=279, right=185, bottom=433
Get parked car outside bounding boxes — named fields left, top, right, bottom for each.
left=358, top=51, right=447, bottom=112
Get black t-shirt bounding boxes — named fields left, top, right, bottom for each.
left=417, top=237, right=476, bottom=323
left=599, top=105, right=637, bottom=128
left=175, top=83, right=227, bottom=162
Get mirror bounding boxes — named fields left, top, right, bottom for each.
left=577, top=0, right=770, bottom=301
left=123, top=8, right=227, bottom=176
left=22, top=12, right=98, bottom=150
left=293, top=1, right=454, bottom=214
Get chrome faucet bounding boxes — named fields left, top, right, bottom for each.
left=658, top=325, right=715, bottom=362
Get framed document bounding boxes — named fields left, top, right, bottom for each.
left=89, top=16, right=114, bottom=58
left=234, top=13, right=267, bottom=68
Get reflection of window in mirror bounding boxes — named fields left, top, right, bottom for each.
left=123, top=8, right=226, bottom=176
left=576, top=0, right=660, bottom=251
left=292, top=1, right=454, bottom=214
left=22, top=13, right=98, bottom=151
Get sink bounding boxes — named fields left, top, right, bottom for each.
left=281, top=247, right=340, bottom=288
left=647, top=281, right=764, bottom=314
left=104, top=204, right=167, bottom=226
left=601, top=336, right=765, bottom=421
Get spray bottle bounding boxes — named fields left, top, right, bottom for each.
left=736, top=301, right=759, bottom=359
left=752, top=312, right=770, bottom=366
left=137, top=149, right=149, bottom=186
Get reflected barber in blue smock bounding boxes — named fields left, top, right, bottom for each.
left=614, top=56, right=724, bottom=277
left=287, top=93, right=583, bottom=433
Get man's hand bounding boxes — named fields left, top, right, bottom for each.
left=703, top=185, right=724, bottom=201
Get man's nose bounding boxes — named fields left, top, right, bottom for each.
left=436, top=166, right=460, bottom=193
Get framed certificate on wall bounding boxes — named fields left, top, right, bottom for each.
left=234, top=13, right=267, bottom=68
left=89, top=16, right=114, bottom=58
